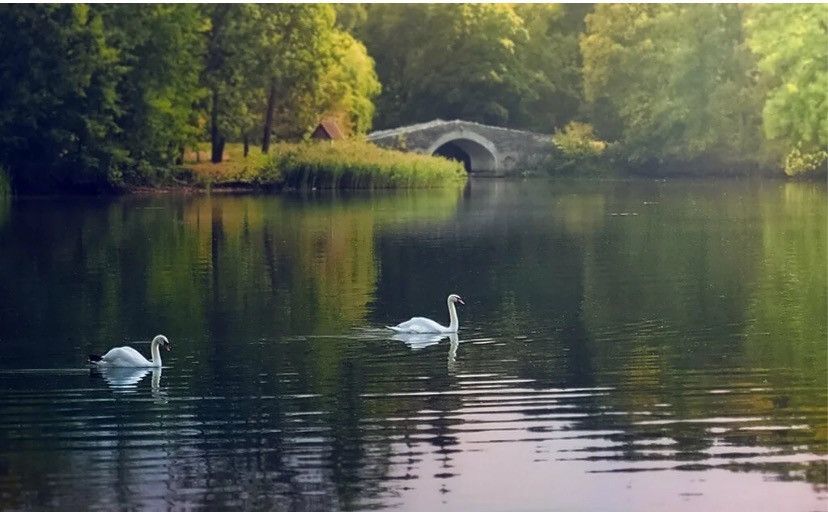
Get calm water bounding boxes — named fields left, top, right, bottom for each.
left=0, top=179, right=825, bottom=511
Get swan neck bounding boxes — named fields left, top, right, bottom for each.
left=447, top=300, right=459, bottom=332
left=150, top=340, right=162, bottom=367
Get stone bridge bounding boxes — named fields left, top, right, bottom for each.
left=367, top=119, right=553, bottom=175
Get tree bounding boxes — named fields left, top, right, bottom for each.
left=357, top=5, right=531, bottom=128
left=259, top=5, right=337, bottom=152
left=316, top=31, right=381, bottom=136
left=353, top=4, right=589, bottom=133
left=0, top=5, right=121, bottom=190
left=100, top=5, right=206, bottom=174
left=581, top=4, right=766, bottom=171
left=745, top=5, right=828, bottom=176
left=203, top=4, right=262, bottom=162
left=201, top=5, right=380, bottom=157
left=511, top=4, right=590, bottom=131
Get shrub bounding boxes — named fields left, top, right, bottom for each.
left=548, top=122, right=610, bottom=175
left=784, top=145, right=828, bottom=178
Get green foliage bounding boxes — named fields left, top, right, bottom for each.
left=268, top=141, right=467, bottom=189
left=317, top=32, right=381, bottom=135
left=549, top=121, right=609, bottom=174
left=185, top=142, right=466, bottom=190
left=784, top=146, right=828, bottom=177
left=259, top=5, right=339, bottom=143
left=202, top=4, right=267, bottom=161
left=356, top=4, right=585, bottom=131
left=203, top=5, right=381, bottom=152
left=744, top=5, right=828, bottom=176
left=0, top=4, right=823, bottom=187
left=102, top=5, right=207, bottom=180
left=581, top=5, right=767, bottom=172
left=552, top=122, right=607, bottom=156
left=0, top=4, right=382, bottom=189
left=0, top=5, right=122, bottom=190
left=0, top=5, right=208, bottom=190
left=511, top=4, right=590, bottom=131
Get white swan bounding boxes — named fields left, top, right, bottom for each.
left=88, top=335, right=170, bottom=368
left=387, top=294, right=465, bottom=333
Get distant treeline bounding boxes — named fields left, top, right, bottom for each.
left=350, top=4, right=826, bottom=178
left=0, top=4, right=824, bottom=191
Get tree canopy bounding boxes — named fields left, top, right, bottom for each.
left=0, top=3, right=824, bottom=190
left=744, top=5, right=828, bottom=175
left=581, top=4, right=767, bottom=171
left=0, top=4, right=381, bottom=189
left=353, top=4, right=586, bottom=132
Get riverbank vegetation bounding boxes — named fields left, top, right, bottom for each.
left=354, top=4, right=826, bottom=178
left=0, top=4, right=824, bottom=193
left=184, top=141, right=466, bottom=190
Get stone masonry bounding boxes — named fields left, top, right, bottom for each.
left=367, top=119, right=554, bottom=175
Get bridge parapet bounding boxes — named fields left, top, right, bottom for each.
left=367, top=119, right=553, bottom=175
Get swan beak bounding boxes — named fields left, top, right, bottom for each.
left=164, top=345, right=171, bottom=351
left=458, top=298, right=465, bottom=305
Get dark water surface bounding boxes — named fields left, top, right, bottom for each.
left=0, top=179, right=825, bottom=511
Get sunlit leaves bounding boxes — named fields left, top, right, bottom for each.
left=745, top=5, right=828, bottom=175
left=318, top=32, right=381, bottom=135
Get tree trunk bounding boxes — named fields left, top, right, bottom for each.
left=261, top=81, right=277, bottom=154
left=243, top=134, right=249, bottom=158
left=214, top=137, right=225, bottom=165
left=211, top=88, right=224, bottom=163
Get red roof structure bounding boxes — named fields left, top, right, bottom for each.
left=311, top=119, right=345, bottom=140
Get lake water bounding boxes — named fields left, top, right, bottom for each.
left=0, top=179, right=825, bottom=511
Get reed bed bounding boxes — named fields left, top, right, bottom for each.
left=267, top=141, right=466, bottom=189
left=185, top=140, right=466, bottom=190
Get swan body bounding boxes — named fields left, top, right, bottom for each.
left=387, top=294, right=464, bottom=334
left=89, top=335, right=170, bottom=368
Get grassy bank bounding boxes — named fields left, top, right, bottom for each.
left=183, top=141, right=466, bottom=190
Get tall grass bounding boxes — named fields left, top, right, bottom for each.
left=269, top=141, right=467, bottom=189
left=184, top=140, right=467, bottom=190
left=183, top=143, right=269, bottom=186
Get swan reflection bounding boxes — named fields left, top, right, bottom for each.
left=392, top=332, right=461, bottom=372
left=93, top=366, right=163, bottom=396
left=391, top=332, right=450, bottom=350
left=447, top=333, right=459, bottom=374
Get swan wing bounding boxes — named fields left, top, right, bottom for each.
left=99, top=346, right=153, bottom=367
left=387, top=317, right=448, bottom=334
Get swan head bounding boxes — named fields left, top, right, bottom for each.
left=448, top=294, right=465, bottom=305
left=152, top=335, right=171, bottom=352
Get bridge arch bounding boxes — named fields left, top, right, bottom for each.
left=426, top=131, right=499, bottom=173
